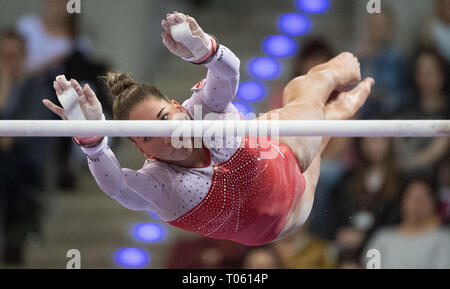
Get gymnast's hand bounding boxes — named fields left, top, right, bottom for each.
left=161, top=11, right=212, bottom=62
left=43, top=76, right=103, bottom=121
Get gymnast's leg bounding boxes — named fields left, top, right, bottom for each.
left=257, top=52, right=362, bottom=171
left=273, top=77, right=374, bottom=241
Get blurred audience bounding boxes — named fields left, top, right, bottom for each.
left=166, top=237, right=249, bottom=269
left=338, top=259, right=362, bottom=269
left=362, top=177, right=450, bottom=268
left=0, top=0, right=112, bottom=266
left=422, top=0, right=450, bottom=63
left=329, top=138, right=400, bottom=260
left=394, top=46, right=449, bottom=179
left=17, top=0, right=91, bottom=74
left=0, top=29, right=46, bottom=266
left=437, top=156, right=450, bottom=225
left=356, top=6, right=407, bottom=119
left=242, top=245, right=284, bottom=269
left=0, top=31, right=26, bottom=105
left=292, top=37, right=334, bottom=78
left=272, top=225, right=337, bottom=269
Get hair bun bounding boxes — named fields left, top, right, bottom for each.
left=106, top=72, right=135, bottom=96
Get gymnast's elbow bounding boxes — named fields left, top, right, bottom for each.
left=121, top=201, right=148, bottom=211
left=214, top=48, right=240, bottom=80
left=99, top=186, right=149, bottom=211
left=229, top=58, right=240, bottom=80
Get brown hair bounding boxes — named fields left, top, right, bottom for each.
left=293, top=37, right=334, bottom=77
left=105, top=72, right=170, bottom=121
left=413, top=45, right=449, bottom=93
left=0, top=28, right=26, bottom=55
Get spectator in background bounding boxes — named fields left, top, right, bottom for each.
left=422, top=0, right=450, bottom=63
left=242, top=245, right=284, bottom=269
left=0, top=29, right=45, bottom=266
left=356, top=6, right=407, bottom=119
left=17, top=0, right=90, bottom=74
left=292, top=38, right=334, bottom=82
left=337, top=256, right=363, bottom=269
left=394, top=46, right=449, bottom=180
left=166, top=237, right=249, bottom=269
left=330, top=138, right=400, bottom=260
left=272, top=225, right=337, bottom=269
left=0, top=30, right=26, bottom=108
left=436, top=155, right=450, bottom=225
left=362, top=177, right=450, bottom=268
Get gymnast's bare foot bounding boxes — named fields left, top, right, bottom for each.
left=325, top=77, right=374, bottom=120
left=309, top=52, right=362, bottom=91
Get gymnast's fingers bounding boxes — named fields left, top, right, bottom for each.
left=161, top=20, right=170, bottom=33
left=83, top=83, right=98, bottom=105
left=56, top=75, right=71, bottom=90
left=186, top=15, right=200, bottom=32
left=70, top=79, right=84, bottom=96
left=173, top=11, right=186, bottom=22
left=166, top=13, right=177, bottom=25
left=42, top=99, right=68, bottom=120
left=70, top=79, right=90, bottom=106
left=53, top=81, right=63, bottom=95
left=162, top=32, right=177, bottom=50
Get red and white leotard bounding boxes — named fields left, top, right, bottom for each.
left=81, top=45, right=306, bottom=246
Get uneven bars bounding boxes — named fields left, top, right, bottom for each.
left=0, top=120, right=448, bottom=137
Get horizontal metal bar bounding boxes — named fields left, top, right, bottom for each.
left=0, top=120, right=448, bottom=137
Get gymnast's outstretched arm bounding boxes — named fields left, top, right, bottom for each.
left=42, top=76, right=174, bottom=219
left=198, top=44, right=240, bottom=112
left=79, top=137, right=159, bottom=211
left=162, top=12, right=240, bottom=113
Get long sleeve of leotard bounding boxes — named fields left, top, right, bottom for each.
left=77, top=135, right=174, bottom=220
left=194, top=44, right=240, bottom=113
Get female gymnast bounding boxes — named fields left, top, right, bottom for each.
left=42, top=12, right=374, bottom=246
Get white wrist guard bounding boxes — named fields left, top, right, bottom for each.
left=56, top=75, right=86, bottom=120
left=170, top=21, right=212, bottom=62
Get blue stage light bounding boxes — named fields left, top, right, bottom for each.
left=237, top=81, right=267, bottom=102
left=114, top=248, right=150, bottom=268
left=132, top=223, right=166, bottom=243
left=278, top=13, right=312, bottom=36
left=263, top=35, right=298, bottom=58
left=296, top=0, right=330, bottom=14
left=232, top=101, right=255, bottom=119
left=247, top=57, right=281, bottom=80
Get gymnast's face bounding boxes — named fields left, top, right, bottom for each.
left=128, top=97, right=193, bottom=161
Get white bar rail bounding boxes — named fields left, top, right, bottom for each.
left=0, top=120, right=448, bottom=137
